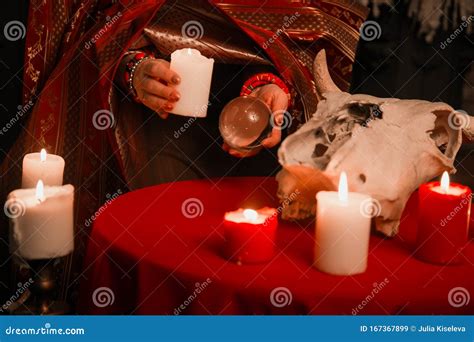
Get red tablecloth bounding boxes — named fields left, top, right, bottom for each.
left=78, top=177, right=474, bottom=314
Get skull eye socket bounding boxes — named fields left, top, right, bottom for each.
left=429, top=111, right=456, bottom=156
left=347, top=103, right=383, bottom=126
left=430, top=129, right=447, bottom=153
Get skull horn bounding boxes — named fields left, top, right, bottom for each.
left=462, top=113, right=474, bottom=141
left=313, top=49, right=341, bottom=95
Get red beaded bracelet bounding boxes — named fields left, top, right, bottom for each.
left=240, top=73, right=291, bottom=102
left=124, top=51, right=153, bottom=101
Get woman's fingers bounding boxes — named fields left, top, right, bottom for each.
left=141, top=77, right=180, bottom=102
left=222, top=143, right=261, bottom=158
left=139, top=91, right=173, bottom=118
left=230, top=148, right=261, bottom=158
left=271, top=92, right=289, bottom=115
left=131, top=58, right=182, bottom=117
left=261, top=127, right=282, bottom=148
left=144, top=59, right=181, bottom=85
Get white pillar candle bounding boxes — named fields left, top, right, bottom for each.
left=22, top=149, right=65, bottom=188
left=314, top=172, right=372, bottom=275
left=7, top=181, right=74, bottom=260
left=169, top=48, right=214, bottom=117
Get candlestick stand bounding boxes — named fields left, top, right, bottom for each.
left=13, top=258, right=70, bottom=315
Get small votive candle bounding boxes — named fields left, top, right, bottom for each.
left=223, top=207, right=278, bottom=264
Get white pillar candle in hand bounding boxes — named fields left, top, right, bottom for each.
left=7, top=181, right=74, bottom=260
left=22, top=149, right=65, bottom=188
left=314, top=172, right=372, bottom=275
left=169, top=48, right=214, bottom=117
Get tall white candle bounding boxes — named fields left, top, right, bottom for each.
left=314, top=172, right=372, bottom=275
left=7, top=181, right=74, bottom=260
left=169, top=48, right=214, bottom=117
left=22, top=149, right=65, bottom=188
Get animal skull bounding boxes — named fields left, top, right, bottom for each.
left=277, top=50, right=473, bottom=236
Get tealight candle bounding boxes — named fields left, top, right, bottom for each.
left=7, top=180, right=74, bottom=260
left=169, top=48, right=214, bottom=117
left=415, top=172, right=471, bottom=264
left=314, top=172, right=372, bottom=275
left=223, top=207, right=278, bottom=264
left=22, top=149, right=65, bottom=188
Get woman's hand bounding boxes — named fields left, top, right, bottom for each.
left=224, top=83, right=289, bottom=158
left=133, top=59, right=181, bottom=119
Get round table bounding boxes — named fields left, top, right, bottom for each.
left=78, top=177, right=474, bottom=314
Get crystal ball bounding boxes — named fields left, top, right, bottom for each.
left=219, top=97, right=272, bottom=151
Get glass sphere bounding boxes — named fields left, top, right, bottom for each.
left=219, top=97, right=272, bottom=152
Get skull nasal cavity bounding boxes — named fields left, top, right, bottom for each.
left=314, top=143, right=328, bottom=157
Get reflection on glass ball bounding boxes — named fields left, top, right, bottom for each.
left=219, top=97, right=272, bottom=151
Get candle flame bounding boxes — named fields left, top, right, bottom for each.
left=36, top=180, right=45, bottom=202
left=40, top=148, right=47, bottom=162
left=441, top=171, right=450, bottom=193
left=338, top=172, right=349, bottom=203
left=243, top=209, right=258, bottom=222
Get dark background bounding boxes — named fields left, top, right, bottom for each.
left=350, top=2, right=473, bottom=189
left=0, top=1, right=29, bottom=306
left=0, top=2, right=28, bottom=165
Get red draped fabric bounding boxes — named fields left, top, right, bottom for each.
left=77, top=177, right=474, bottom=314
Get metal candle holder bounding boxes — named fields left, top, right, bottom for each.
left=13, top=258, right=70, bottom=315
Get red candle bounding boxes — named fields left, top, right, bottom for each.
left=223, top=207, right=278, bottom=264
left=416, top=172, right=472, bottom=264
